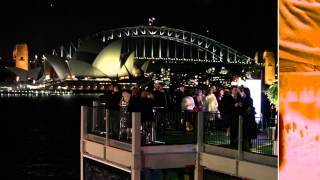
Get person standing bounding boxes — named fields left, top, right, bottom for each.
left=240, top=87, right=257, bottom=150
left=173, top=84, right=186, bottom=112
left=181, top=90, right=195, bottom=131
left=206, top=87, right=219, bottom=112
left=205, top=87, right=219, bottom=129
left=194, top=89, right=206, bottom=112
left=222, top=86, right=242, bottom=148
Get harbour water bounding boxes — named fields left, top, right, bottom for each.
left=0, top=94, right=97, bottom=179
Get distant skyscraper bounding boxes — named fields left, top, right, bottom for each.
left=13, top=44, right=29, bottom=71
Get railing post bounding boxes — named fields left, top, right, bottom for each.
left=132, top=112, right=141, bottom=180
left=274, top=117, right=278, bottom=156
left=92, top=101, right=99, bottom=132
left=238, top=115, right=243, bottom=160
left=105, top=109, right=110, bottom=146
left=80, top=106, right=88, bottom=180
left=81, top=106, right=88, bottom=140
left=195, top=112, right=204, bottom=180
left=236, top=115, right=243, bottom=176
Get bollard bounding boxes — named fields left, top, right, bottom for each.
left=80, top=106, right=88, bottom=180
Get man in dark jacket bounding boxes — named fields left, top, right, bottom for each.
left=221, top=86, right=242, bottom=148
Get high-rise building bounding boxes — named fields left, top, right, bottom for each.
left=13, top=44, right=29, bottom=71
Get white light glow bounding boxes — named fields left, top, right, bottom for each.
left=243, top=79, right=261, bottom=120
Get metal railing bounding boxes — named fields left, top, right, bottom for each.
left=249, top=116, right=277, bottom=156
left=204, top=112, right=231, bottom=147
left=143, top=108, right=197, bottom=145
left=82, top=103, right=278, bottom=156
left=84, top=106, right=105, bottom=137
left=203, top=112, right=278, bottom=156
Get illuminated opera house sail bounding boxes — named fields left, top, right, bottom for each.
left=44, top=39, right=144, bottom=80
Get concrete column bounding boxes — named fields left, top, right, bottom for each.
left=81, top=106, right=88, bottom=140
left=80, top=106, right=88, bottom=180
left=195, top=112, right=204, bottom=180
left=105, top=109, right=110, bottom=146
left=238, top=115, right=243, bottom=160
left=132, top=112, right=141, bottom=180
left=92, top=101, right=99, bottom=132
left=236, top=115, right=244, bottom=176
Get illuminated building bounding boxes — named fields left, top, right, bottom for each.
left=6, top=44, right=41, bottom=81
left=13, top=44, right=29, bottom=71
left=263, top=51, right=276, bottom=85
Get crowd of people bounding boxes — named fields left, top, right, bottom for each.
left=99, top=83, right=258, bottom=149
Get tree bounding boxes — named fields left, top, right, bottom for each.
left=265, top=82, right=278, bottom=110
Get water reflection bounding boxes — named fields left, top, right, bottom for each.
left=0, top=94, right=98, bottom=179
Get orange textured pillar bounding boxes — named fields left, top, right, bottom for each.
left=280, top=0, right=320, bottom=178
left=13, top=44, right=29, bottom=71
left=279, top=72, right=320, bottom=179
left=279, top=0, right=320, bottom=71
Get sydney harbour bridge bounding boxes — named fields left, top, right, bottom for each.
left=52, top=26, right=255, bottom=65
left=7, top=26, right=261, bottom=90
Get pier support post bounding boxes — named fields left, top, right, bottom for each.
left=132, top=112, right=141, bottom=180
left=92, top=101, right=99, bottom=133
left=236, top=115, right=244, bottom=176
left=80, top=106, right=88, bottom=180
left=195, top=112, right=204, bottom=180
left=105, top=109, right=110, bottom=145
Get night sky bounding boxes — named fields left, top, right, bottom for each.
left=0, top=0, right=277, bottom=60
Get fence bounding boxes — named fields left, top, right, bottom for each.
left=249, top=116, right=277, bottom=156
left=146, top=108, right=197, bottom=145
left=83, top=104, right=277, bottom=156
left=203, top=111, right=278, bottom=156
left=204, top=112, right=231, bottom=147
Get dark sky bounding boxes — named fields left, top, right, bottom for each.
left=0, top=0, right=277, bottom=60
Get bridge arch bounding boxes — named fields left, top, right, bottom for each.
left=52, top=26, right=257, bottom=66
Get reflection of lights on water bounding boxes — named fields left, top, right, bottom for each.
left=0, top=90, right=75, bottom=97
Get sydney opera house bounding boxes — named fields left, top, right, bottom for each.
left=6, top=39, right=149, bottom=83
left=42, top=39, right=148, bottom=81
